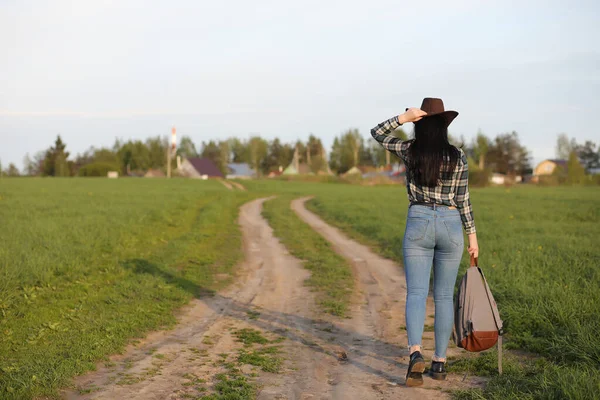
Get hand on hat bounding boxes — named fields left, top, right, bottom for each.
left=399, top=107, right=427, bottom=124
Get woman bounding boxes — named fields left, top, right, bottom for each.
left=370, top=98, right=478, bottom=387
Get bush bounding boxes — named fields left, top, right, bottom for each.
left=469, top=168, right=491, bottom=187
left=538, top=174, right=565, bottom=186
left=77, top=162, right=120, bottom=177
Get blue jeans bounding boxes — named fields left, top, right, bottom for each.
left=402, top=204, right=464, bottom=360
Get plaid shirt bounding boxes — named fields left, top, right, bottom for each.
left=370, top=116, right=476, bottom=234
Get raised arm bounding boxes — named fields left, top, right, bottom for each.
left=370, top=108, right=427, bottom=161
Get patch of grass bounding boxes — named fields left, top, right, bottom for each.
left=199, top=373, right=255, bottom=400
left=202, top=336, right=215, bottom=345
left=0, top=178, right=256, bottom=399
left=450, top=351, right=600, bottom=399
left=232, top=328, right=270, bottom=346
left=262, top=196, right=353, bottom=316
left=245, top=310, right=261, bottom=320
left=237, top=346, right=282, bottom=373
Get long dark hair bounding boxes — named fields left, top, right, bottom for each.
left=406, top=115, right=460, bottom=187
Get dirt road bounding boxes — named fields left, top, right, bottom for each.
left=65, top=197, right=482, bottom=399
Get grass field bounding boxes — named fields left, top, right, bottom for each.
left=0, top=178, right=255, bottom=399
left=1, top=178, right=599, bottom=399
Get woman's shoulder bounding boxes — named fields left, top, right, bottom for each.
left=452, top=146, right=468, bottom=164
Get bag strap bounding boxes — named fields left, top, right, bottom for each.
left=472, top=259, right=504, bottom=375
left=470, top=254, right=478, bottom=267
left=478, top=269, right=503, bottom=331
left=498, top=335, right=503, bottom=375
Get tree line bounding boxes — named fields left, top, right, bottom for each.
left=2, top=128, right=599, bottom=180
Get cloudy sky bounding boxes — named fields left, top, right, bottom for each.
left=1, top=0, right=599, bottom=169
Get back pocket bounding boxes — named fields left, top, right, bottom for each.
left=444, top=219, right=463, bottom=247
left=405, top=218, right=429, bottom=241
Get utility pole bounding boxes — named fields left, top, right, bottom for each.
left=167, top=126, right=176, bottom=178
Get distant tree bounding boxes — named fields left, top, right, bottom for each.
left=74, top=148, right=94, bottom=167
left=228, top=138, right=249, bottom=163
left=487, top=131, right=531, bottom=175
left=555, top=133, right=577, bottom=160
left=371, top=140, right=387, bottom=167
left=359, top=142, right=375, bottom=167
left=265, top=138, right=293, bottom=173
left=345, top=129, right=362, bottom=168
left=328, top=129, right=367, bottom=173
left=199, top=140, right=230, bottom=174
left=248, top=136, right=268, bottom=176
left=574, top=140, right=599, bottom=173
left=74, top=147, right=118, bottom=172
left=6, top=163, right=20, bottom=177
left=329, top=137, right=342, bottom=173
left=23, top=153, right=37, bottom=176
left=472, top=131, right=492, bottom=170
left=146, top=136, right=167, bottom=169
left=566, top=151, right=587, bottom=184
left=294, top=140, right=307, bottom=164
left=117, top=140, right=151, bottom=173
left=93, top=148, right=118, bottom=164
left=42, top=135, right=70, bottom=176
left=54, top=152, right=69, bottom=177
left=33, top=151, right=45, bottom=175
left=200, top=140, right=221, bottom=166
left=177, top=136, right=198, bottom=159
left=218, top=141, right=230, bottom=174
left=306, top=135, right=328, bottom=173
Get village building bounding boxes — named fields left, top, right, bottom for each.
left=226, top=163, right=255, bottom=179
left=178, top=158, right=224, bottom=179
left=144, top=169, right=165, bottom=178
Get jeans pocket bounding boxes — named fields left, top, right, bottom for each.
left=444, top=219, right=463, bottom=247
left=405, top=218, right=429, bottom=241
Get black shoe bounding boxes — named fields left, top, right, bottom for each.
left=405, top=351, right=426, bottom=387
left=429, top=361, right=447, bottom=380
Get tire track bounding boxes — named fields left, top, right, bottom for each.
left=64, top=197, right=482, bottom=400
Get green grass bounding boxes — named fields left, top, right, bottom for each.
left=199, top=373, right=255, bottom=400
left=0, top=178, right=256, bottom=399
left=232, top=328, right=271, bottom=346
left=237, top=346, right=282, bottom=373
left=261, top=195, right=354, bottom=316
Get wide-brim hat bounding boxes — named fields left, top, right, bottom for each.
left=407, top=97, right=458, bottom=127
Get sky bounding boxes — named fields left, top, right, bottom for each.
left=1, top=0, right=599, bottom=170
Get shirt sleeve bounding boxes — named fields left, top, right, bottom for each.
left=455, top=150, right=476, bottom=234
left=370, top=116, right=410, bottom=162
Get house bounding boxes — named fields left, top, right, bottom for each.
left=490, top=173, right=523, bottom=185
left=226, top=163, right=255, bottom=179
left=268, top=168, right=283, bottom=178
left=144, top=169, right=165, bottom=178
left=534, top=159, right=567, bottom=176
left=179, top=158, right=224, bottom=179
left=342, top=166, right=362, bottom=177
left=282, top=162, right=312, bottom=175
left=490, top=173, right=507, bottom=185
